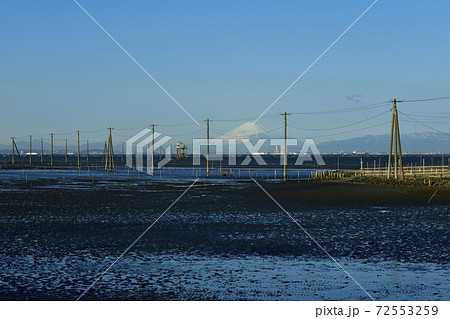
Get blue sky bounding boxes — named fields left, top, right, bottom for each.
left=1, top=0, right=449, bottom=146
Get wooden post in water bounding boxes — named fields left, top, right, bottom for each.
left=65, top=139, right=68, bottom=164
left=205, top=119, right=210, bottom=178
left=151, top=124, right=155, bottom=175
left=41, top=137, right=44, bottom=164
left=281, top=112, right=291, bottom=182
left=77, top=130, right=80, bottom=169
left=50, top=133, right=54, bottom=168
left=29, top=135, right=32, bottom=167
left=86, top=140, right=89, bottom=164
left=11, top=137, right=15, bottom=165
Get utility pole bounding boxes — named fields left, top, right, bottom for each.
left=281, top=112, right=291, bottom=182
left=10, top=137, right=24, bottom=167
left=151, top=124, right=155, bottom=175
left=41, top=137, right=43, bottom=164
left=121, top=142, right=124, bottom=163
left=11, top=137, right=15, bottom=165
left=205, top=119, right=210, bottom=178
left=50, top=133, right=54, bottom=168
left=77, top=130, right=80, bottom=169
left=65, top=139, right=68, bottom=164
left=103, top=142, right=107, bottom=163
left=29, top=135, right=32, bottom=167
left=387, top=99, right=404, bottom=180
left=105, top=127, right=115, bottom=171
left=86, top=140, right=89, bottom=164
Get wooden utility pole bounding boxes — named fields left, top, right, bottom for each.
left=41, top=138, right=43, bottom=164
left=77, top=130, right=80, bottom=169
left=103, top=142, right=107, bottom=163
left=121, top=142, right=124, bottom=163
left=282, top=112, right=291, bottom=182
left=151, top=124, right=155, bottom=175
left=10, top=137, right=23, bottom=167
left=65, top=139, right=68, bottom=164
left=29, top=135, right=32, bottom=167
left=387, top=99, right=404, bottom=180
left=11, top=137, right=15, bottom=165
left=86, top=140, right=89, bottom=164
left=50, top=133, right=54, bottom=168
left=205, top=119, right=210, bottom=178
left=105, top=127, right=115, bottom=171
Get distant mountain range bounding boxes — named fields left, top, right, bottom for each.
left=213, top=124, right=449, bottom=153
left=317, top=132, right=450, bottom=153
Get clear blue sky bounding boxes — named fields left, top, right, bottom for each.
left=1, top=0, right=449, bottom=146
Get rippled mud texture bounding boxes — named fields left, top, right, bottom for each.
left=0, top=181, right=448, bottom=300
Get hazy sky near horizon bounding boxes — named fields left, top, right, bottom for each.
left=1, top=0, right=449, bottom=146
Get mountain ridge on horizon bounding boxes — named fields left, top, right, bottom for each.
left=317, top=131, right=449, bottom=153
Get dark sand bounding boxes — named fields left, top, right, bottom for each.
left=0, top=180, right=448, bottom=300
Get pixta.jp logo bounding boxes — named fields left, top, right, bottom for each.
left=126, top=129, right=172, bottom=175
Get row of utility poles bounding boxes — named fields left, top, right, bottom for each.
left=9, top=99, right=405, bottom=181
left=203, top=100, right=404, bottom=181
left=10, top=129, right=116, bottom=170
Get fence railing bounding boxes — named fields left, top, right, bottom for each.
left=360, top=165, right=450, bottom=178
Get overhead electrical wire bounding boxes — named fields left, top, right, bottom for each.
left=398, top=111, right=450, bottom=136
left=403, top=96, right=450, bottom=103
left=289, top=101, right=388, bottom=115
left=307, top=121, right=391, bottom=139
left=289, top=110, right=389, bottom=132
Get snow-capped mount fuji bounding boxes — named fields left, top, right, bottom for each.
left=217, top=122, right=276, bottom=141
left=216, top=122, right=279, bottom=153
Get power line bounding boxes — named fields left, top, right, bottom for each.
left=289, top=110, right=389, bottom=131
left=404, top=96, right=450, bottom=103
left=400, top=111, right=450, bottom=118
left=398, top=111, right=450, bottom=136
left=402, top=119, right=450, bottom=124
left=290, top=101, right=388, bottom=115
left=308, top=121, right=391, bottom=139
